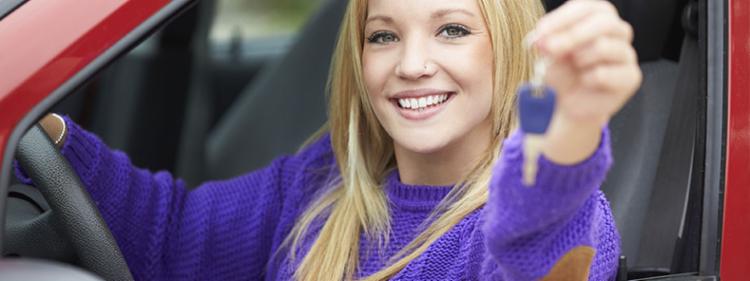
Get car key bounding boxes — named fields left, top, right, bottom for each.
left=518, top=53, right=556, bottom=187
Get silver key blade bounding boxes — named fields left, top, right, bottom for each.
left=523, top=134, right=545, bottom=186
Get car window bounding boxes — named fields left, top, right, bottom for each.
left=211, top=0, right=325, bottom=42
left=42, top=1, right=331, bottom=184
left=0, top=0, right=25, bottom=20
left=208, top=0, right=326, bottom=61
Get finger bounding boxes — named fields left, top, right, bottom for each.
left=531, top=0, right=616, bottom=44
left=572, top=38, right=638, bottom=69
left=541, top=13, right=633, bottom=59
left=581, top=64, right=643, bottom=94
left=545, top=58, right=579, bottom=94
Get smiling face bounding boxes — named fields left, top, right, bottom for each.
left=362, top=0, right=495, bottom=158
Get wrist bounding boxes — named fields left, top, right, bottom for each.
left=541, top=112, right=606, bottom=165
left=554, top=109, right=609, bottom=129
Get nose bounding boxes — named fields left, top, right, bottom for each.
left=395, top=38, right=436, bottom=80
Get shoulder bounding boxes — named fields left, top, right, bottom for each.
left=274, top=132, right=339, bottom=206
left=196, top=132, right=337, bottom=202
left=292, top=132, right=336, bottom=172
left=282, top=132, right=338, bottom=187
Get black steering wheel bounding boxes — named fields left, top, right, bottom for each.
left=15, top=125, right=134, bottom=281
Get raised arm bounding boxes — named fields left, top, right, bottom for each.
left=478, top=1, right=641, bottom=279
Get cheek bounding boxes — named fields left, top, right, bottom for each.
left=444, top=43, right=494, bottom=102
left=445, top=42, right=495, bottom=128
left=467, top=43, right=494, bottom=90
left=472, top=63, right=495, bottom=120
left=471, top=63, right=494, bottom=102
left=362, top=51, right=392, bottom=97
left=362, top=51, right=398, bottom=129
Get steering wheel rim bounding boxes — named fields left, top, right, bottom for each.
left=15, top=125, right=133, bottom=281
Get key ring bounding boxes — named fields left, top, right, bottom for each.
left=523, top=31, right=550, bottom=98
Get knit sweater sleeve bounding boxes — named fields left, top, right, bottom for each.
left=480, top=128, right=620, bottom=281
left=15, top=116, right=308, bottom=280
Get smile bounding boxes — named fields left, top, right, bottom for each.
left=389, top=91, right=456, bottom=121
left=396, top=93, right=450, bottom=110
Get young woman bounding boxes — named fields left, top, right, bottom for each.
left=23, top=0, right=641, bottom=279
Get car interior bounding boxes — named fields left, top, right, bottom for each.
left=3, top=0, right=711, bottom=279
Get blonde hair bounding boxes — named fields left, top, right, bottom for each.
left=283, top=0, right=545, bottom=280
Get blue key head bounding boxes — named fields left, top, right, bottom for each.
left=518, top=83, right=556, bottom=134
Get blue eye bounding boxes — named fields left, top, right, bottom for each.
left=367, top=31, right=399, bottom=44
left=438, top=24, right=471, bottom=39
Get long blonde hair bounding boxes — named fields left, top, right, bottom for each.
left=283, top=0, right=544, bottom=279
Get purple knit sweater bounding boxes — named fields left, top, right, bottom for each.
left=17, top=117, right=619, bottom=280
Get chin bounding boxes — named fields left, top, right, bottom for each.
left=392, top=129, right=455, bottom=154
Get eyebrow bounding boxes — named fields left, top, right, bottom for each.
left=366, top=15, right=393, bottom=24
left=366, top=8, right=476, bottom=24
left=431, top=8, right=476, bottom=19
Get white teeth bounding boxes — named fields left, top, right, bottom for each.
left=397, top=94, right=450, bottom=109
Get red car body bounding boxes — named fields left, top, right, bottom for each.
left=0, top=0, right=747, bottom=279
left=0, top=0, right=168, bottom=152
left=721, top=0, right=750, bottom=279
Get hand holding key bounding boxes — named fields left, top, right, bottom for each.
left=520, top=0, right=642, bottom=171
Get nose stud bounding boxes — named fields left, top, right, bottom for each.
left=396, top=63, right=433, bottom=78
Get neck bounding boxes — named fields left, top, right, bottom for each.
left=394, top=121, right=492, bottom=186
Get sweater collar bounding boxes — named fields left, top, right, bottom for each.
left=385, top=171, right=454, bottom=212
